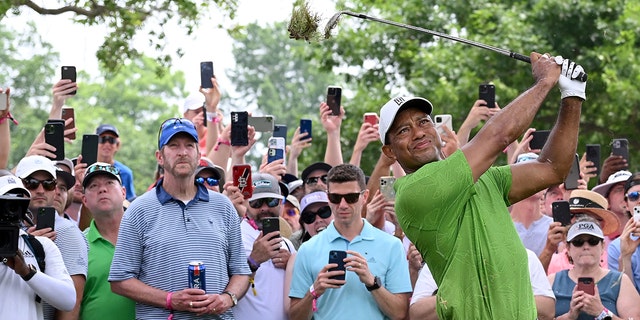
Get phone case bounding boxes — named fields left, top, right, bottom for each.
left=0, top=92, right=7, bottom=111
left=248, top=115, right=275, bottom=132
left=552, top=201, right=572, bottom=226
left=261, top=217, right=280, bottom=240
left=44, top=122, right=65, bottom=160
left=300, top=119, right=312, bottom=139
left=585, top=144, right=601, bottom=176
left=200, top=61, right=214, bottom=89
left=434, top=114, right=453, bottom=135
left=267, top=137, right=286, bottom=164
left=478, top=84, right=495, bottom=108
left=232, top=164, right=253, bottom=199
left=612, top=139, right=629, bottom=163
left=326, top=86, right=342, bottom=116
left=380, top=176, right=396, bottom=201
left=61, top=66, right=77, bottom=95
left=36, top=207, right=56, bottom=231
left=61, top=107, right=76, bottom=140
left=564, top=154, right=580, bottom=190
left=273, top=124, right=288, bottom=146
left=529, top=130, right=551, bottom=150
left=633, top=206, right=640, bottom=223
left=363, top=113, right=378, bottom=126
left=328, top=250, right=347, bottom=281
left=81, top=134, right=99, bottom=165
left=577, top=277, right=595, bottom=295
left=230, top=111, right=249, bottom=146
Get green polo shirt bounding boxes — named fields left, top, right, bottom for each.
left=80, top=220, right=135, bottom=319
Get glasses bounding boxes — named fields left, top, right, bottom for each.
left=86, top=163, right=120, bottom=177
left=196, top=177, right=219, bottom=187
left=327, top=191, right=365, bottom=204
left=305, top=175, right=327, bottom=185
left=301, top=206, right=332, bottom=224
left=570, top=237, right=602, bottom=247
left=22, top=178, right=57, bottom=191
left=627, top=191, right=640, bottom=202
left=249, top=197, right=281, bottom=209
left=98, top=136, right=117, bottom=144
left=286, top=208, right=299, bottom=217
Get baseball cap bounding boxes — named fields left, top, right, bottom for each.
left=83, top=162, right=122, bottom=189
left=181, top=93, right=204, bottom=115
left=301, top=162, right=332, bottom=183
left=0, top=174, right=31, bottom=197
left=249, top=173, right=285, bottom=201
left=300, top=191, right=329, bottom=213
left=55, top=159, right=76, bottom=188
left=157, top=118, right=199, bottom=149
left=15, top=155, right=57, bottom=179
left=96, top=124, right=120, bottom=137
left=592, top=170, right=632, bottom=197
left=286, top=195, right=301, bottom=211
left=515, top=152, right=539, bottom=164
left=196, top=157, right=225, bottom=182
left=566, top=221, right=604, bottom=242
left=379, top=96, right=434, bottom=144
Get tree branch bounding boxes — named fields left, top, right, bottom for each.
left=20, top=0, right=107, bottom=18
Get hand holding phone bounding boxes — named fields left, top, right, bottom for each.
left=61, top=66, right=77, bottom=95
left=328, top=250, right=347, bottom=282
left=267, top=137, right=286, bottom=165
left=529, top=130, right=550, bottom=150
left=612, top=138, right=629, bottom=164
left=585, top=144, right=601, bottom=176
left=299, top=119, right=312, bottom=140
left=61, top=107, right=76, bottom=140
left=44, top=121, right=65, bottom=160
left=0, top=91, right=7, bottom=111
left=380, top=176, right=396, bottom=201
left=36, top=207, right=56, bottom=231
left=231, top=112, right=249, bottom=146
left=232, top=164, right=253, bottom=199
left=81, top=134, right=99, bottom=166
left=478, top=84, right=495, bottom=108
left=564, top=154, right=580, bottom=190
left=261, top=217, right=280, bottom=241
left=434, top=114, right=453, bottom=135
left=363, top=113, right=378, bottom=126
left=200, top=61, right=214, bottom=89
left=326, top=86, right=342, bottom=116
left=552, top=201, right=572, bottom=226
left=577, top=277, right=595, bottom=295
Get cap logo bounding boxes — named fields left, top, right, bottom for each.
left=393, top=97, right=406, bottom=106
left=572, top=198, right=580, bottom=204
left=577, top=223, right=595, bottom=231
left=254, top=180, right=271, bottom=188
left=6, top=177, right=17, bottom=185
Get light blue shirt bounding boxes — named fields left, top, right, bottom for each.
left=608, top=237, right=640, bottom=291
left=113, top=160, right=135, bottom=201
left=514, top=214, right=553, bottom=256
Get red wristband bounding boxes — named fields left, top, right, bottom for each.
left=165, top=291, right=173, bottom=310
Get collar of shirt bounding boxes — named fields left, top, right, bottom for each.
left=155, top=177, right=210, bottom=205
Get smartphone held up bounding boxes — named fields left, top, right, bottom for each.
left=326, top=86, right=342, bottom=116
left=61, top=66, right=77, bottom=95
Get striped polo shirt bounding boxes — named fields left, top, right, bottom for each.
left=109, top=180, right=251, bottom=319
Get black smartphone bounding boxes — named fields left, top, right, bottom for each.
left=81, top=134, right=99, bottom=166
left=478, top=84, right=495, bottom=108
left=564, top=154, right=580, bottom=190
left=328, top=250, right=347, bottom=282
left=529, top=130, right=551, bottom=150
left=326, top=86, right=342, bottom=116
left=36, top=207, right=56, bottom=231
left=552, top=201, right=572, bottom=226
left=300, top=119, right=312, bottom=140
left=585, top=144, right=601, bottom=176
left=612, top=138, right=629, bottom=164
left=261, top=217, right=280, bottom=241
left=230, top=111, right=249, bottom=146
left=61, top=107, right=76, bottom=140
left=577, top=277, right=595, bottom=295
left=200, top=61, right=214, bottom=89
left=44, top=121, right=65, bottom=160
left=273, top=124, right=288, bottom=146
left=201, top=105, right=207, bottom=128
left=61, top=66, right=77, bottom=95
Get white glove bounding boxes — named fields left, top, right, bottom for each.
left=556, top=56, right=586, bottom=100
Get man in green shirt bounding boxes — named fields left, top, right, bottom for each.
left=379, top=53, right=586, bottom=318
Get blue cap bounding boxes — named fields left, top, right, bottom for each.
left=158, top=118, right=198, bottom=149
left=96, top=124, right=119, bottom=137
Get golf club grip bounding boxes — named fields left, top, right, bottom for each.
left=511, top=52, right=587, bottom=82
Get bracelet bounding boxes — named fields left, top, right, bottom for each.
left=165, top=292, right=173, bottom=310
left=0, top=111, right=18, bottom=126
left=248, top=257, right=261, bottom=272
left=309, top=284, right=319, bottom=312
left=212, top=116, right=221, bottom=123
left=214, top=138, right=231, bottom=151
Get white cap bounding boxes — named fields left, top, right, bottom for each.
left=592, top=170, right=633, bottom=197
left=15, top=155, right=57, bottom=179
left=0, top=175, right=31, bottom=197
left=181, top=93, right=203, bottom=115
left=379, top=96, right=433, bottom=144
left=566, top=221, right=604, bottom=242
left=515, top=152, right=539, bottom=164
left=300, top=191, right=329, bottom=212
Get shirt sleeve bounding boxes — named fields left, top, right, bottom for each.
left=527, top=249, right=554, bottom=299
left=410, top=264, right=438, bottom=305
left=607, top=238, right=621, bottom=271
left=27, top=236, right=76, bottom=311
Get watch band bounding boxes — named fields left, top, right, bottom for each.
left=222, top=291, right=238, bottom=307
left=366, top=276, right=381, bottom=291
left=21, top=264, right=37, bottom=281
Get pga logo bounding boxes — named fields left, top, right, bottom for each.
left=577, top=223, right=595, bottom=231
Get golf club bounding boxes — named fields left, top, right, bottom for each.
left=324, top=11, right=587, bottom=82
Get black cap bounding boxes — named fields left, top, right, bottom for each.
left=301, top=162, right=332, bottom=182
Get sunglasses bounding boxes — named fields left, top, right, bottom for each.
left=305, top=175, right=327, bottom=185
left=196, top=177, right=219, bottom=187
left=86, top=163, right=120, bottom=177
left=627, top=191, right=640, bottom=202
left=570, top=237, right=602, bottom=247
left=249, top=197, right=281, bottom=209
left=286, top=208, right=299, bottom=217
left=98, top=136, right=118, bottom=144
left=301, top=206, right=332, bottom=224
left=327, top=191, right=364, bottom=204
left=158, top=117, right=195, bottom=137
left=22, top=178, right=57, bottom=191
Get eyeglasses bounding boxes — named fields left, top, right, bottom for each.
left=158, top=117, right=195, bottom=137
left=570, top=237, right=602, bottom=247
left=249, top=197, right=281, bottom=209
left=301, top=206, right=332, bottom=224
left=22, top=178, right=57, bottom=191
left=86, top=163, right=120, bottom=177
left=196, top=177, right=219, bottom=187
left=327, top=191, right=365, bottom=204
left=286, top=208, right=299, bottom=217
left=627, top=191, right=640, bottom=202
left=305, top=175, right=327, bottom=185
left=98, top=136, right=118, bottom=144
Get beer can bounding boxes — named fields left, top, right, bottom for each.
left=188, top=261, right=206, bottom=291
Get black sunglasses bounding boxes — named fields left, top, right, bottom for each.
left=301, top=206, right=332, bottom=224
left=305, top=175, right=327, bottom=185
left=22, top=178, right=57, bottom=191
left=570, top=237, right=602, bottom=247
left=249, top=197, right=281, bottom=209
left=98, top=136, right=118, bottom=144
left=327, top=191, right=364, bottom=204
left=196, top=177, right=219, bottom=187
left=627, top=191, right=640, bottom=202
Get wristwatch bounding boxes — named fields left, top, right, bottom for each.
left=595, top=308, right=614, bottom=320
left=366, top=276, right=381, bottom=292
left=21, top=264, right=37, bottom=281
left=222, top=291, right=238, bottom=307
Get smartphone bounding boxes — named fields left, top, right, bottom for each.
left=478, top=84, right=495, bottom=108
left=81, top=134, right=99, bottom=166
left=552, top=201, right=572, bottom=226
left=44, top=121, right=65, bottom=160
left=577, top=277, right=595, bottom=295
left=585, top=144, right=601, bottom=176
left=273, top=124, right=288, bottom=146
left=0, top=92, right=7, bottom=111
left=564, top=154, right=580, bottom=190
left=326, top=86, right=342, bottom=116
left=633, top=206, right=640, bottom=223
left=61, top=107, right=76, bottom=140
left=380, top=176, right=396, bottom=201
left=232, top=164, right=253, bottom=199
left=61, top=66, right=77, bottom=95
left=36, top=207, right=56, bottom=231
left=299, top=119, right=312, bottom=140
left=529, top=130, right=551, bottom=150
left=261, top=217, right=280, bottom=241
left=363, top=112, right=378, bottom=126
left=248, top=115, right=275, bottom=132
left=200, top=61, right=214, bottom=89
left=612, top=138, right=629, bottom=164
left=230, top=111, right=249, bottom=146
left=328, top=250, right=347, bottom=282
left=267, top=137, right=286, bottom=164
left=434, top=114, right=453, bottom=135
